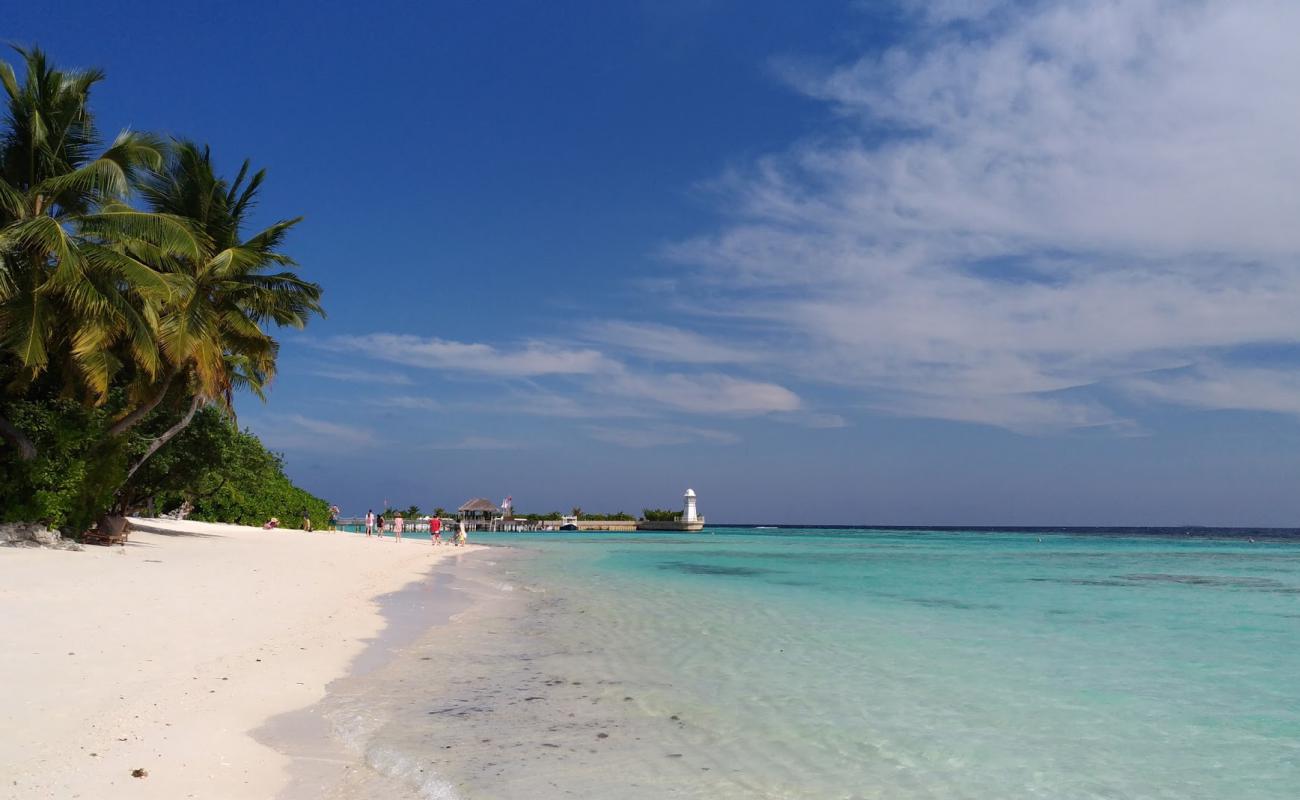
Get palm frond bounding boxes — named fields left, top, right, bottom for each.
left=79, top=241, right=172, bottom=298
left=77, top=208, right=207, bottom=260
left=4, top=215, right=82, bottom=283
left=0, top=288, right=50, bottom=369
left=0, top=176, right=26, bottom=218
left=240, top=217, right=301, bottom=257
left=0, top=59, right=19, bottom=101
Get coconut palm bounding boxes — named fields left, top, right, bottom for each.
left=0, top=47, right=202, bottom=460
left=114, top=141, right=322, bottom=480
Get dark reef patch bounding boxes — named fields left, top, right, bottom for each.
left=656, top=561, right=778, bottom=577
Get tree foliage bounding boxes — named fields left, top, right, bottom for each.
left=124, top=406, right=328, bottom=529
left=0, top=48, right=325, bottom=531
left=0, top=395, right=123, bottom=531
left=641, top=508, right=680, bottom=522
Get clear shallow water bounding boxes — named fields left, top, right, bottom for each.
left=336, top=528, right=1300, bottom=799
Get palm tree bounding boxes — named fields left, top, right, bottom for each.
left=115, top=141, right=323, bottom=481
left=0, top=47, right=202, bottom=460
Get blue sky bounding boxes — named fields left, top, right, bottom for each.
left=14, top=1, right=1300, bottom=525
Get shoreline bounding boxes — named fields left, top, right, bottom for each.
left=0, top=518, right=482, bottom=800
left=258, top=555, right=494, bottom=799
left=294, top=540, right=720, bottom=799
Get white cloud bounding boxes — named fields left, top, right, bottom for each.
left=253, top=414, right=378, bottom=451
left=371, top=395, right=440, bottom=411
left=586, top=424, right=741, bottom=448
left=672, top=0, right=1300, bottom=432
left=476, top=388, right=652, bottom=419
left=319, top=333, right=615, bottom=376
left=584, top=321, right=760, bottom=364
left=1124, top=364, right=1300, bottom=417
left=318, top=333, right=802, bottom=418
left=870, top=391, right=1140, bottom=436
left=604, top=372, right=802, bottom=415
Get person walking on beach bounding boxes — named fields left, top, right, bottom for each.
left=301, top=510, right=313, bottom=532
left=376, top=513, right=386, bottom=538
left=365, top=509, right=375, bottom=537
left=328, top=505, right=340, bottom=532
left=394, top=513, right=404, bottom=543
left=430, top=515, right=442, bottom=546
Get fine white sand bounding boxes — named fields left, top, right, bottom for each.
left=0, top=519, right=479, bottom=800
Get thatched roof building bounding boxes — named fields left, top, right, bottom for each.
left=457, top=498, right=500, bottom=516
left=457, top=497, right=501, bottom=531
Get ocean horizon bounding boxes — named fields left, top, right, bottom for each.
left=704, top=524, right=1300, bottom=537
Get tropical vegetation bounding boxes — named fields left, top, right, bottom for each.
left=641, top=508, right=680, bottom=522
left=515, top=510, right=636, bottom=522
left=0, top=47, right=325, bottom=533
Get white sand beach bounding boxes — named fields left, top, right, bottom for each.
left=0, top=519, right=478, bottom=800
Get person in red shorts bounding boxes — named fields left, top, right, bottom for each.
left=430, top=515, right=442, bottom=545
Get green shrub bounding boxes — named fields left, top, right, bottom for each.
left=641, top=508, right=680, bottom=522
left=0, top=399, right=125, bottom=532
left=1, top=399, right=328, bottom=532
left=128, top=407, right=329, bottom=529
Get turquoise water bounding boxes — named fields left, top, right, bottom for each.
left=342, top=527, right=1300, bottom=798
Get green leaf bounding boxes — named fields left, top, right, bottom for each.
left=77, top=210, right=207, bottom=260
left=0, top=176, right=27, bottom=217
left=0, top=289, right=50, bottom=369
left=0, top=60, right=19, bottom=100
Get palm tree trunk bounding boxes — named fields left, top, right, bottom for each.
left=0, top=412, right=37, bottom=461
left=107, top=372, right=178, bottom=437
left=121, top=394, right=204, bottom=483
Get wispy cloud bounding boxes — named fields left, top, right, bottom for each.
left=583, top=321, right=760, bottom=364
left=773, top=411, right=849, bottom=429
left=668, top=0, right=1300, bottom=433
left=251, top=414, right=378, bottom=452
left=371, top=395, right=440, bottom=411
left=428, top=435, right=524, bottom=451
left=586, top=424, right=741, bottom=448
left=603, top=372, right=801, bottom=415
left=318, top=334, right=615, bottom=376
left=310, top=366, right=413, bottom=385
left=318, top=333, right=802, bottom=418
left=474, top=387, right=652, bottom=420
left=1124, top=364, right=1300, bottom=417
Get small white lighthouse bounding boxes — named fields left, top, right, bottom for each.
left=683, top=488, right=699, bottom=523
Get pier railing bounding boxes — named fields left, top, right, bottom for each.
left=332, top=516, right=549, bottom=533
left=330, top=516, right=703, bottom=533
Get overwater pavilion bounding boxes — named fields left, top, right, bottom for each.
left=457, top=498, right=502, bottom=531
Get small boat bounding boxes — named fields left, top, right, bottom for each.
left=559, top=523, right=579, bottom=531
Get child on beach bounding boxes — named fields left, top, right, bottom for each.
left=365, top=510, right=375, bottom=537
left=455, top=521, right=467, bottom=547
left=394, top=513, right=404, bottom=543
